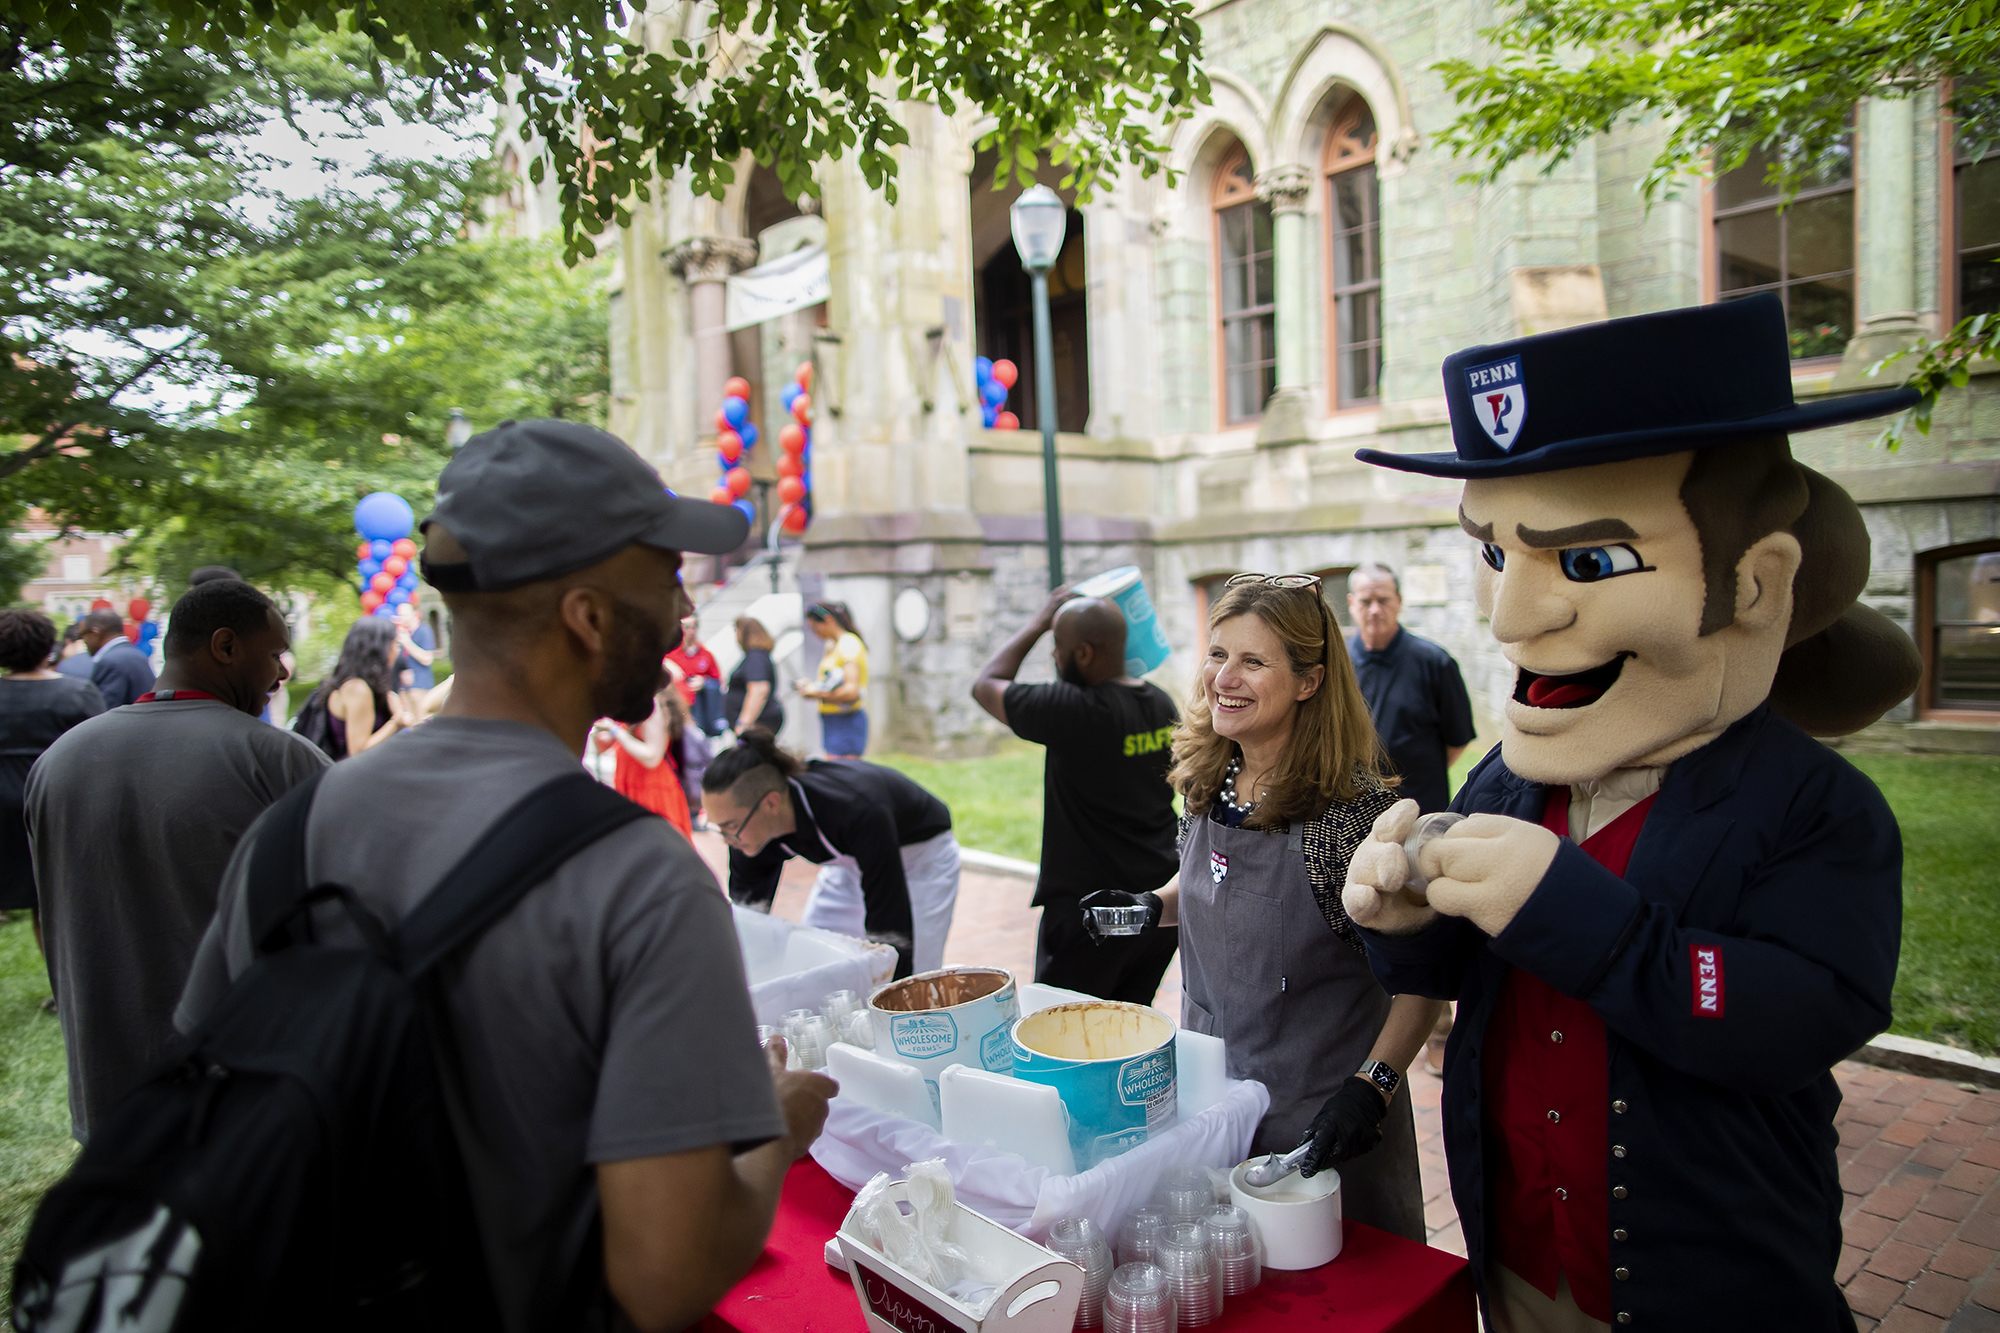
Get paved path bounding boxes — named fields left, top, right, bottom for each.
left=693, top=830, right=2000, bottom=1323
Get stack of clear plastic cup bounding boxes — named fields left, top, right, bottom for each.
left=1102, top=1262, right=1176, bottom=1333
left=1114, top=1205, right=1169, bottom=1268
left=782, top=1008, right=831, bottom=1071
left=1156, top=1223, right=1221, bottom=1327
left=821, top=990, right=876, bottom=1050
left=1046, top=1218, right=1113, bottom=1329
left=1204, top=1204, right=1263, bottom=1296
left=1158, top=1166, right=1216, bottom=1220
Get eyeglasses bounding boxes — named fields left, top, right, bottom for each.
left=1223, top=572, right=1331, bottom=665
left=714, top=793, right=770, bottom=843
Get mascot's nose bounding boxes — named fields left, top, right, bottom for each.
left=1487, top=556, right=1577, bottom=644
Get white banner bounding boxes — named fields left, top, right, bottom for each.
left=725, top=244, right=830, bottom=331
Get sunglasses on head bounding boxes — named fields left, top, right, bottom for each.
left=1223, top=572, right=1331, bottom=665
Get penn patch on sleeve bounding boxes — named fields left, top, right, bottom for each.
left=1690, top=943, right=1725, bottom=1018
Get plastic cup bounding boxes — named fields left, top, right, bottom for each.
left=1158, top=1166, right=1216, bottom=1220
left=1103, top=1261, right=1176, bottom=1333
left=1115, top=1205, right=1169, bottom=1269
left=782, top=1008, right=830, bottom=1071
left=1204, top=1204, right=1263, bottom=1296
left=1156, top=1222, right=1221, bottom=1328
left=1047, top=1218, right=1113, bottom=1329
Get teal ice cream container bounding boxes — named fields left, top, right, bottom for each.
left=1011, top=1000, right=1178, bottom=1171
left=1070, top=566, right=1171, bottom=678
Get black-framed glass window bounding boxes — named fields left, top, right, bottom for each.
left=1958, top=144, right=2000, bottom=321
left=1931, top=546, right=2000, bottom=711
left=1715, top=137, right=1855, bottom=359
left=1215, top=151, right=1275, bottom=424
left=1330, top=163, right=1382, bottom=405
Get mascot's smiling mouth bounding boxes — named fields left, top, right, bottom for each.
left=1514, top=653, right=1634, bottom=710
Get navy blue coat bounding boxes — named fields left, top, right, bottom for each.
left=1361, top=705, right=1898, bottom=1330
left=88, top=640, right=156, bottom=710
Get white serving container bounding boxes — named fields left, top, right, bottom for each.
left=733, top=904, right=896, bottom=1027
left=837, top=1182, right=1084, bottom=1333
left=939, top=1064, right=1077, bottom=1175
left=1227, top=1159, right=1343, bottom=1270
left=828, top=1041, right=940, bottom=1129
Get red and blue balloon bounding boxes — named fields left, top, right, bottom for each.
left=353, top=491, right=418, bottom=617
left=713, top=365, right=814, bottom=534
left=975, top=357, right=1019, bottom=430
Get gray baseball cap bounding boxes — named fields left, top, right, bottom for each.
left=419, top=418, right=750, bottom=592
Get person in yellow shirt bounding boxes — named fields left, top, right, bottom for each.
left=797, top=603, right=868, bottom=758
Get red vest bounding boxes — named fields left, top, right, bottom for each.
left=1483, top=788, right=1658, bottom=1323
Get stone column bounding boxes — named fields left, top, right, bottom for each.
left=1839, top=96, right=1925, bottom=385
left=664, top=236, right=758, bottom=435
left=1255, top=164, right=1315, bottom=445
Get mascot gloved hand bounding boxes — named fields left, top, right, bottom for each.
left=1345, top=799, right=1560, bottom=938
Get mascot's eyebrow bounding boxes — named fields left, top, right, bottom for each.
left=1458, top=506, right=1495, bottom=541
left=1514, top=518, right=1640, bottom=548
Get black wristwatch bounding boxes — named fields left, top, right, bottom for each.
left=1357, top=1059, right=1401, bottom=1097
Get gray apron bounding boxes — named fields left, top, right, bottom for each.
left=1179, top=809, right=1426, bottom=1243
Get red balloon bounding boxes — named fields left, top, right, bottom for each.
left=127, top=598, right=150, bottom=620
left=714, top=409, right=733, bottom=433
left=361, top=591, right=384, bottom=612
left=795, top=362, right=813, bottom=391
left=777, top=454, right=803, bottom=479
left=709, top=486, right=734, bottom=505
left=123, top=620, right=141, bottom=643
left=991, top=359, right=1019, bottom=389
left=90, top=598, right=113, bottom=611
left=778, top=423, right=806, bottom=455
left=782, top=505, right=810, bottom=534
left=383, top=555, right=408, bottom=577
left=723, top=376, right=752, bottom=401
left=790, top=394, right=811, bottom=425
left=777, top=476, right=806, bottom=504
left=370, top=572, right=395, bottom=594
left=717, top=430, right=744, bottom=464
left=994, top=410, right=1020, bottom=431
left=356, top=541, right=373, bottom=560
left=391, top=537, right=417, bottom=559
left=726, top=466, right=753, bottom=498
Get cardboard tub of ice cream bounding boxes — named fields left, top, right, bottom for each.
left=868, top=967, right=1021, bottom=1125
left=1010, top=1001, right=1178, bottom=1172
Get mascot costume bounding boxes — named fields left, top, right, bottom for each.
left=1342, top=293, right=1922, bottom=1332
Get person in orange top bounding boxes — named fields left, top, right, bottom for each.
left=593, top=669, right=694, bottom=840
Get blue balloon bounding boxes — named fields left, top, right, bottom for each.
left=368, top=539, right=391, bottom=560
left=372, top=603, right=397, bottom=617
left=359, top=558, right=382, bottom=579
left=982, top=378, right=1009, bottom=406
left=721, top=396, right=749, bottom=428
left=780, top=383, right=803, bottom=410
left=802, top=472, right=813, bottom=493
left=354, top=492, right=414, bottom=543
left=732, top=498, right=756, bottom=522
left=982, top=403, right=998, bottom=427
left=739, top=422, right=759, bottom=449
left=974, top=356, right=994, bottom=383
left=397, top=572, right=420, bottom=591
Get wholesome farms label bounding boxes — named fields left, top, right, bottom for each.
left=890, top=1013, right=960, bottom=1060
left=980, top=1025, right=1013, bottom=1073
left=1118, top=1051, right=1177, bottom=1133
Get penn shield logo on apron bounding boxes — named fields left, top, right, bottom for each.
left=1210, top=851, right=1228, bottom=884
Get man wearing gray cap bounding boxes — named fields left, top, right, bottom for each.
left=177, top=420, right=835, bottom=1333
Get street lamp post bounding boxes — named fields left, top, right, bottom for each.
left=1010, top=185, right=1068, bottom=589
left=445, top=408, right=472, bottom=451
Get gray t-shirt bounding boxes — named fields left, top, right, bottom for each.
left=176, top=717, right=784, bottom=1333
left=24, top=698, right=332, bottom=1139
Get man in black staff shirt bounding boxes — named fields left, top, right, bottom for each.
left=1345, top=564, right=1475, bottom=814
left=973, top=587, right=1179, bottom=1003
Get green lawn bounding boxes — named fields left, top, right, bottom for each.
left=0, top=918, right=77, bottom=1309
left=874, top=739, right=1048, bottom=862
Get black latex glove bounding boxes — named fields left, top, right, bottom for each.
left=1078, top=890, right=1164, bottom=944
left=1299, top=1077, right=1389, bottom=1177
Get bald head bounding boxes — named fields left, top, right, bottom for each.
left=1053, top=597, right=1129, bottom=686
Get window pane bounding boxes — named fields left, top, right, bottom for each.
left=1936, top=624, right=2000, bottom=708
left=1253, top=246, right=1274, bottom=308
left=1220, top=204, right=1247, bottom=262
left=1962, top=157, right=2000, bottom=253
left=1717, top=209, right=1781, bottom=293
left=1936, top=551, right=2000, bottom=624
left=1716, top=145, right=1778, bottom=210
left=1788, top=274, right=1852, bottom=357
left=1343, top=342, right=1381, bottom=403
left=1786, top=192, right=1853, bottom=280
left=1334, top=172, right=1367, bottom=233
left=1219, top=257, right=1246, bottom=316
left=1252, top=201, right=1273, bottom=255
left=1256, top=315, right=1277, bottom=408
left=1966, top=250, right=2000, bottom=320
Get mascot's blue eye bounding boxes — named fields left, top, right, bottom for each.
left=1480, top=543, right=1506, bottom=572
left=1558, top=544, right=1645, bottom=582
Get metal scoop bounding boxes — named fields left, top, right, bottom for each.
left=1241, top=1137, right=1314, bottom=1188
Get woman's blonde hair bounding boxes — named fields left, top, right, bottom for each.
left=1167, top=580, right=1392, bottom=827
left=734, top=616, right=775, bottom=652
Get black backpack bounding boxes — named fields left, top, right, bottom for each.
left=10, top=769, right=652, bottom=1332
left=288, top=685, right=339, bottom=761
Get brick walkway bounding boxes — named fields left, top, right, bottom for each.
left=694, top=831, right=2000, bottom=1324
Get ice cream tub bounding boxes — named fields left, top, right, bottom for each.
left=1010, top=1001, right=1177, bottom=1172
left=869, top=967, right=1021, bottom=1124
left=1069, top=566, right=1171, bottom=678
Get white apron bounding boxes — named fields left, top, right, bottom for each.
left=794, top=782, right=960, bottom=975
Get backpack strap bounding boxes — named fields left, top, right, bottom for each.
left=246, top=769, right=331, bottom=953
left=393, top=772, right=654, bottom=978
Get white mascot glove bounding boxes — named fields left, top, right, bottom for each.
left=1424, top=814, right=1563, bottom=938
left=1342, top=799, right=1440, bottom=937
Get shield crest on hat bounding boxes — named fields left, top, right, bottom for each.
left=1465, top=355, right=1527, bottom=449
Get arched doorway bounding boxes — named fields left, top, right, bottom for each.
left=968, top=148, right=1090, bottom=433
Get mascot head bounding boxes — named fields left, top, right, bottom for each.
left=1358, top=295, right=1924, bottom=785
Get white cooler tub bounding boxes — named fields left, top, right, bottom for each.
left=734, top=904, right=897, bottom=1027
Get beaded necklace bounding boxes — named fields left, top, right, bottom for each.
left=1220, top=756, right=1259, bottom=814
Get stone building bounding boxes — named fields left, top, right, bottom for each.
left=585, top=1, right=2000, bottom=756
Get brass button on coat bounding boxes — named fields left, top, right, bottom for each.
left=1555, top=1187, right=1568, bottom=1201
left=1615, top=1267, right=1630, bottom=1281
left=1613, top=1185, right=1628, bottom=1199
left=1613, top=1144, right=1627, bottom=1158
left=1551, top=1030, right=1564, bottom=1043
left=1613, top=1228, right=1628, bottom=1241
left=1616, top=1315, right=1632, bottom=1326
left=1612, top=1099, right=1628, bottom=1113
left=1548, top=1110, right=1561, bottom=1123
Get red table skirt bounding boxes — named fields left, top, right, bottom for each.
left=706, top=1158, right=1476, bottom=1333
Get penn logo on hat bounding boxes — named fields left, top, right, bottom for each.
left=1465, top=355, right=1527, bottom=449
left=1355, top=293, right=1920, bottom=479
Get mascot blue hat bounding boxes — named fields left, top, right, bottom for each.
left=1355, top=292, right=1919, bottom=479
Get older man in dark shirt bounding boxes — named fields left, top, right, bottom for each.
left=1345, top=564, right=1475, bottom=814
